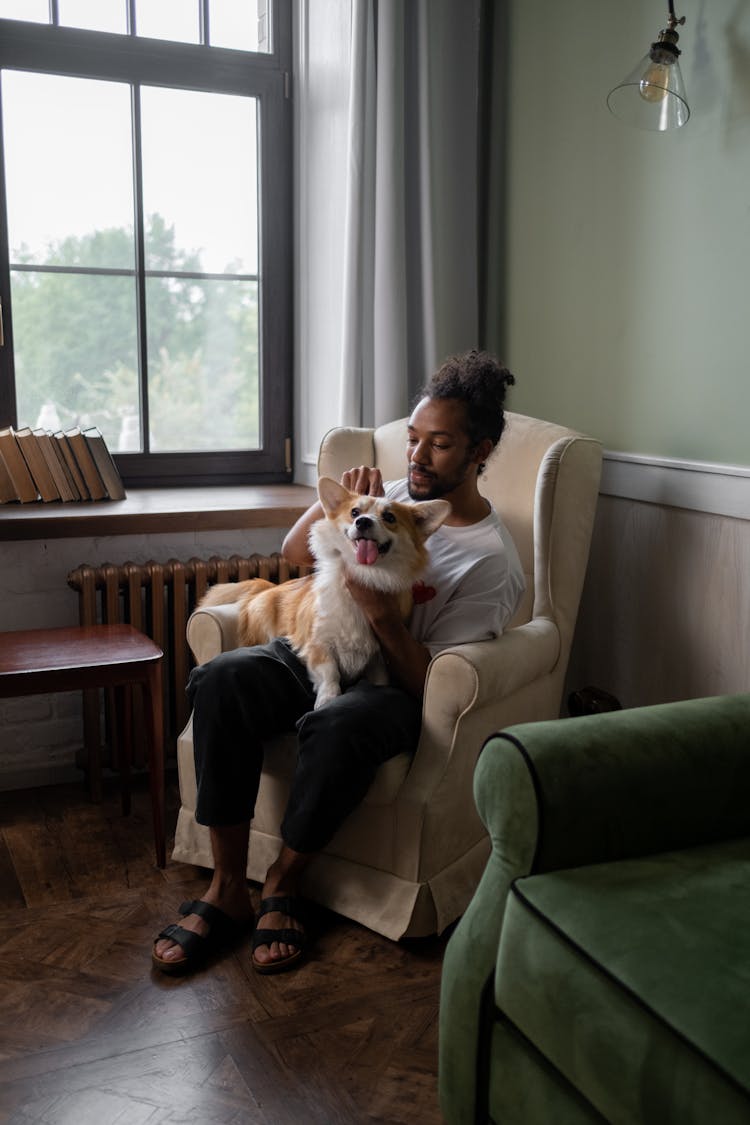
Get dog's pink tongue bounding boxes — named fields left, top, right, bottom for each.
left=355, top=538, right=379, bottom=565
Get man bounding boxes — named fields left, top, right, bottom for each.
left=153, top=350, right=524, bottom=974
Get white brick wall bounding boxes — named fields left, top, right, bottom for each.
left=0, top=526, right=285, bottom=790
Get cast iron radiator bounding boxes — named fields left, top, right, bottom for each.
left=67, top=553, right=307, bottom=772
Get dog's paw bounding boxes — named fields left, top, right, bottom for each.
left=314, top=685, right=342, bottom=709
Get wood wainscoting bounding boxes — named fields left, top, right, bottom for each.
left=567, top=491, right=750, bottom=708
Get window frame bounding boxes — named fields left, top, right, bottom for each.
left=0, top=6, right=293, bottom=487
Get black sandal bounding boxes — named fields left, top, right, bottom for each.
left=152, top=899, right=251, bottom=976
left=251, top=895, right=309, bottom=974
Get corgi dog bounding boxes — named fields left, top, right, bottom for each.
left=199, top=476, right=450, bottom=708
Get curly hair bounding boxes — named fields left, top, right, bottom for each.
left=418, top=349, right=516, bottom=470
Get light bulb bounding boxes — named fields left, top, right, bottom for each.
left=606, top=9, right=690, bottom=130
left=639, top=62, right=670, bottom=102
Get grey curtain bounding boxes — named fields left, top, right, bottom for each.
left=338, top=0, right=494, bottom=428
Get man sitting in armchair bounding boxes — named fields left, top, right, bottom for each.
left=153, top=350, right=524, bottom=975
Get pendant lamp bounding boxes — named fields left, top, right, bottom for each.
left=607, top=1, right=690, bottom=131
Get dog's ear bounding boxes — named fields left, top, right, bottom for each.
left=411, top=499, right=451, bottom=539
left=317, top=476, right=354, bottom=516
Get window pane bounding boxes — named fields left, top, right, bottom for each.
left=11, top=271, right=139, bottom=450
left=2, top=72, right=134, bottom=268
left=146, top=277, right=259, bottom=452
left=0, top=1, right=48, bottom=20
left=0, top=3, right=291, bottom=479
left=210, top=0, right=271, bottom=53
left=136, top=0, right=199, bottom=44
left=58, top=0, right=127, bottom=34
left=141, top=87, right=258, bottom=275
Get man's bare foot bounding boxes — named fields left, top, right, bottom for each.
left=251, top=893, right=308, bottom=972
left=153, top=880, right=253, bottom=969
left=251, top=894, right=306, bottom=969
left=251, top=847, right=311, bottom=972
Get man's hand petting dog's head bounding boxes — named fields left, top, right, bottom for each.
left=340, top=466, right=384, bottom=497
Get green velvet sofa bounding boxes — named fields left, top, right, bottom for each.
left=439, top=694, right=750, bottom=1124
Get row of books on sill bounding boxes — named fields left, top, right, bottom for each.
left=0, top=425, right=126, bottom=504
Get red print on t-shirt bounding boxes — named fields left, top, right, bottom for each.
left=412, top=580, right=437, bottom=604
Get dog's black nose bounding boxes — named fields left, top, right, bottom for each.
left=354, top=515, right=373, bottom=532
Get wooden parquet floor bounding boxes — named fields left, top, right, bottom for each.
left=0, top=777, right=447, bottom=1124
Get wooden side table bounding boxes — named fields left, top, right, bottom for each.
left=0, top=623, right=166, bottom=867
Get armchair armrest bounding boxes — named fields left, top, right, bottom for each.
left=187, top=603, right=241, bottom=666
left=481, top=692, right=750, bottom=876
left=406, top=620, right=560, bottom=795
left=425, top=618, right=561, bottom=717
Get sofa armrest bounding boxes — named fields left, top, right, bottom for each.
left=187, top=603, right=241, bottom=665
left=487, top=692, right=750, bottom=874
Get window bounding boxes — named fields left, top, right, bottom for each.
left=0, top=1, right=292, bottom=486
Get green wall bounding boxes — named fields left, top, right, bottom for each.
left=496, top=0, right=750, bottom=467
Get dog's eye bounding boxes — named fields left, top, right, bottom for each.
left=382, top=511, right=396, bottom=524
left=351, top=508, right=360, bottom=518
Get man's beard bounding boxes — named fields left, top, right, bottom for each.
left=407, top=454, right=474, bottom=500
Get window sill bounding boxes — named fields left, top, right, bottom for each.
left=0, top=483, right=317, bottom=542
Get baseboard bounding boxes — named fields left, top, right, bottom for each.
left=0, top=761, right=81, bottom=793
left=601, top=452, right=750, bottom=521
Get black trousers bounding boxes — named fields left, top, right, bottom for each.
left=187, top=639, right=422, bottom=854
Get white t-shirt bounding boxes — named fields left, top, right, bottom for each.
left=385, top=478, right=525, bottom=657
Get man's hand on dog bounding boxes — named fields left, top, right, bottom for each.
left=343, top=573, right=401, bottom=625
left=341, top=466, right=384, bottom=497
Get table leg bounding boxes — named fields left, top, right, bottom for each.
left=116, top=684, right=132, bottom=817
left=82, top=687, right=103, bottom=803
left=143, top=661, right=166, bottom=868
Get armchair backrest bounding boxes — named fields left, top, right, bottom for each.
left=318, top=412, right=602, bottom=648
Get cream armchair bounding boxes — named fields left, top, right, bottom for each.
left=172, top=412, right=602, bottom=940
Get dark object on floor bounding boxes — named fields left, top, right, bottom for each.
left=567, top=685, right=622, bottom=716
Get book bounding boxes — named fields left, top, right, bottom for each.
left=54, top=431, right=89, bottom=499
left=62, top=426, right=108, bottom=500
left=45, top=430, right=82, bottom=500
left=13, top=426, right=61, bottom=502
left=0, top=452, right=19, bottom=503
left=82, top=426, right=127, bottom=500
left=0, top=427, right=40, bottom=502
left=33, top=428, right=77, bottom=502
left=0, top=424, right=123, bottom=505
